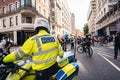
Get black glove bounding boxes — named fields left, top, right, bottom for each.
left=0, top=54, right=5, bottom=64
left=4, top=62, right=18, bottom=73
left=6, top=62, right=15, bottom=68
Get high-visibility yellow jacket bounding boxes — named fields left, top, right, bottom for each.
left=3, top=30, right=64, bottom=70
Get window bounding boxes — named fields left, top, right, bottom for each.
left=16, top=16, right=18, bottom=25
left=20, top=0, right=35, bottom=8
left=31, top=0, right=35, bottom=7
left=10, top=17, right=13, bottom=26
left=21, top=0, right=24, bottom=6
left=42, top=0, right=45, bottom=5
left=39, top=6, right=41, bottom=12
left=43, top=0, right=45, bottom=5
left=25, top=0, right=35, bottom=7
left=3, top=19, right=6, bottom=27
left=9, top=4, right=13, bottom=12
left=16, top=2, right=19, bottom=10
left=2, top=0, right=6, bottom=2
left=26, top=0, right=32, bottom=7
left=2, top=7, right=6, bottom=14
left=26, top=17, right=32, bottom=23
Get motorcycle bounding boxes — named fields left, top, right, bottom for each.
left=0, top=51, right=79, bottom=80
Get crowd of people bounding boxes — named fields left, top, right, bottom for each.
left=56, top=34, right=91, bottom=52
left=92, top=35, right=115, bottom=46
left=57, top=32, right=120, bottom=59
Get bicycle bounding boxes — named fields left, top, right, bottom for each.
left=77, top=44, right=93, bottom=57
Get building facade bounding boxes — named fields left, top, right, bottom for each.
left=49, top=0, right=62, bottom=37
left=0, top=0, right=75, bottom=45
left=61, top=0, right=73, bottom=36
left=76, top=29, right=84, bottom=37
left=87, top=0, right=96, bottom=36
left=88, top=0, right=120, bottom=36
left=71, top=13, right=76, bottom=36
left=0, top=0, right=50, bottom=45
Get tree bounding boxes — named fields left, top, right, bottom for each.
left=83, top=23, right=89, bottom=35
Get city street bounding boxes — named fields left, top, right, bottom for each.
left=0, top=0, right=120, bottom=80
left=76, top=45, right=120, bottom=80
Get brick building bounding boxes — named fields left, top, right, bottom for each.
left=0, top=0, right=76, bottom=45
left=0, top=0, right=50, bottom=45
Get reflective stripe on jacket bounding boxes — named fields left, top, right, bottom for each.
left=3, top=30, right=64, bottom=70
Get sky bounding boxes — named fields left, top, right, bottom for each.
left=67, top=0, right=90, bottom=31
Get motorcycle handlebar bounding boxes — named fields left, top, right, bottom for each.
left=15, top=64, right=29, bottom=72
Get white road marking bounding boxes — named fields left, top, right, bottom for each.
left=99, top=50, right=120, bottom=58
left=97, top=53, right=120, bottom=72
left=101, top=53, right=113, bottom=58
left=95, top=48, right=120, bottom=58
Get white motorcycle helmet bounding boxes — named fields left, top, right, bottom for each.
left=34, top=18, right=50, bottom=33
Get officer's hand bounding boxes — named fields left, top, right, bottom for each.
left=6, top=62, right=15, bottom=69
left=0, top=53, right=5, bottom=64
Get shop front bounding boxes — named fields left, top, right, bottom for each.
left=17, top=30, right=34, bottom=45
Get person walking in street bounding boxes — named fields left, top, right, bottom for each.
left=0, top=36, right=3, bottom=53
left=114, top=32, right=120, bottom=59
left=57, top=35, right=66, bottom=51
left=70, top=37, right=75, bottom=49
left=63, top=34, right=69, bottom=51
left=91, top=37, right=95, bottom=46
left=3, top=35, right=12, bottom=54
left=2, top=18, right=64, bottom=80
left=0, top=36, right=6, bottom=53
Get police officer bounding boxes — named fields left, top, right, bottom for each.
left=114, top=32, right=120, bottom=59
left=3, top=18, right=64, bottom=80
left=3, top=35, right=12, bottom=54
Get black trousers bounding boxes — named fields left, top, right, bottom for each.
left=61, top=42, right=67, bottom=51
left=82, top=43, right=90, bottom=52
left=36, top=62, right=60, bottom=80
left=114, top=45, right=120, bottom=59
left=0, top=48, right=3, bottom=53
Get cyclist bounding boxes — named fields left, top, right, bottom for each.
left=81, top=35, right=91, bottom=53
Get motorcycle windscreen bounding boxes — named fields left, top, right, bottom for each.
left=57, top=51, right=74, bottom=68
left=56, top=62, right=79, bottom=80
left=58, top=55, right=74, bottom=68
